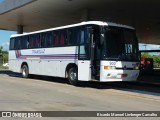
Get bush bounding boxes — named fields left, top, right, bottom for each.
left=0, top=65, right=9, bottom=70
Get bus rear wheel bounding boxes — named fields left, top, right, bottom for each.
left=68, top=67, right=78, bottom=85
left=21, top=65, right=29, bottom=78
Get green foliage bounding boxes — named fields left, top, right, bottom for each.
left=141, top=52, right=152, bottom=58
left=0, top=46, right=9, bottom=69
left=3, top=52, right=8, bottom=63
left=0, top=46, right=3, bottom=53
left=155, top=56, right=160, bottom=63
left=0, top=65, right=8, bottom=70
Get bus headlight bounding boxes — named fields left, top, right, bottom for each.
left=104, top=66, right=116, bottom=70
left=134, top=66, right=139, bottom=70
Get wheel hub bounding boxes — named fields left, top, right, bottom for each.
left=70, top=71, right=77, bottom=81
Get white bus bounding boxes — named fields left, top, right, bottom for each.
left=9, top=21, right=140, bottom=85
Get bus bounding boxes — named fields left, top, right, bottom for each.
left=9, top=21, right=140, bottom=85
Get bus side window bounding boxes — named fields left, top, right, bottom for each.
left=68, top=29, right=72, bottom=45
left=33, top=35, right=37, bottom=48
left=29, top=35, right=32, bottom=48
left=21, top=36, right=28, bottom=49
left=60, top=34, right=65, bottom=45
left=43, top=32, right=47, bottom=47
left=68, top=28, right=79, bottom=46
left=40, top=33, right=46, bottom=48
left=52, top=31, right=55, bottom=47
left=46, top=32, right=53, bottom=47
left=75, top=28, right=80, bottom=45
left=14, top=37, right=20, bottom=50
left=10, top=38, right=15, bottom=50
left=44, top=32, right=48, bottom=47
left=60, top=30, right=67, bottom=46
left=54, top=31, right=59, bottom=46
left=35, top=34, right=40, bottom=48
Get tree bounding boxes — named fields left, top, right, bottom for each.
left=0, top=46, right=3, bottom=54
left=141, top=52, right=152, bottom=58
left=153, top=55, right=160, bottom=67
left=0, top=46, right=8, bottom=64
left=2, top=52, right=8, bottom=63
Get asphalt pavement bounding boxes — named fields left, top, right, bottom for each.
left=0, top=71, right=159, bottom=120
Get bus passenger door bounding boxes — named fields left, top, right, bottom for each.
left=78, top=27, right=101, bottom=81
left=91, top=28, right=101, bottom=80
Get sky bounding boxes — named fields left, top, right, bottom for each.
left=0, top=0, right=4, bottom=3
left=0, top=30, right=160, bottom=52
left=0, top=30, right=16, bottom=51
left=139, top=43, right=160, bottom=50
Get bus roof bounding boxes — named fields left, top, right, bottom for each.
left=11, top=21, right=135, bottom=38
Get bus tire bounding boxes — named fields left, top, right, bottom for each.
left=21, top=65, right=29, bottom=78
left=68, top=67, right=78, bottom=85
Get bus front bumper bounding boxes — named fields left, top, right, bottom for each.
left=100, top=70, right=139, bottom=82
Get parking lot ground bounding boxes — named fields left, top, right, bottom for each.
left=0, top=71, right=159, bottom=120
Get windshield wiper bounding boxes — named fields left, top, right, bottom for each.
left=116, top=55, right=121, bottom=61
left=116, top=53, right=126, bottom=61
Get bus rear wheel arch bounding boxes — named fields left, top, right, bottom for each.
left=21, top=63, right=29, bottom=78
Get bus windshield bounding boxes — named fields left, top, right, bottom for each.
left=102, top=27, right=139, bottom=61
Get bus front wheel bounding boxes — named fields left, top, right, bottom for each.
left=68, top=67, right=78, bottom=85
left=21, top=65, right=29, bottom=78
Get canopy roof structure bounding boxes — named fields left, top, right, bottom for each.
left=0, top=0, right=160, bottom=44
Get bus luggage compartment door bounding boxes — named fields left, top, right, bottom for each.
left=78, top=60, right=91, bottom=81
